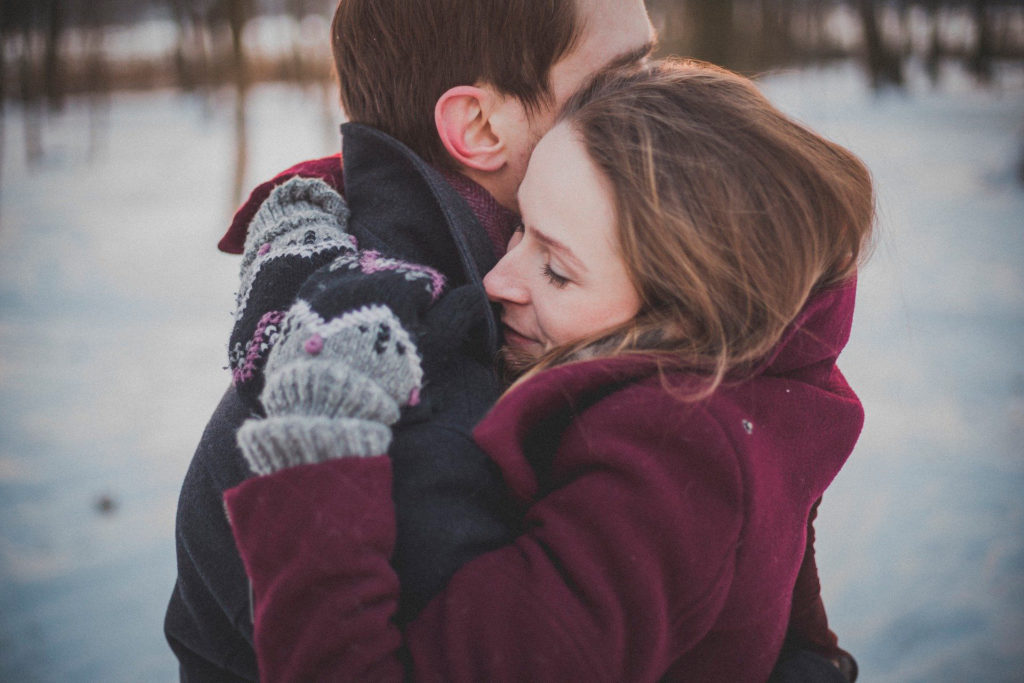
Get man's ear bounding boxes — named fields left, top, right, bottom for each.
left=435, top=86, right=508, bottom=172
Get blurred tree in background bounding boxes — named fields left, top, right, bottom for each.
left=1, top=0, right=1021, bottom=197
left=645, top=0, right=1020, bottom=83
left=2, top=0, right=1020, bottom=102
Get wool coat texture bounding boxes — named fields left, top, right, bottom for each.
left=223, top=276, right=863, bottom=682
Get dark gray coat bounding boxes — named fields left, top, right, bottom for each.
left=164, top=123, right=516, bottom=681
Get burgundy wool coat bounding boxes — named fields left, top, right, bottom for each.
left=224, top=279, right=863, bottom=682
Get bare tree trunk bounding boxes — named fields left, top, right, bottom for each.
left=19, top=20, right=44, bottom=165
left=859, top=0, right=904, bottom=89
left=226, top=0, right=251, bottom=208
left=0, top=4, right=8, bottom=217
left=321, top=77, right=339, bottom=150
left=232, top=86, right=248, bottom=209
left=648, top=0, right=689, bottom=57
left=969, top=0, right=993, bottom=83
left=925, top=0, right=943, bottom=85
left=43, top=0, right=65, bottom=112
left=760, top=0, right=793, bottom=64
left=287, top=0, right=306, bottom=85
left=897, top=0, right=913, bottom=56
left=1017, top=142, right=1024, bottom=186
left=170, top=0, right=196, bottom=91
left=807, top=0, right=832, bottom=60
left=688, top=0, right=735, bottom=67
left=227, top=0, right=250, bottom=92
left=194, top=7, right=214, bottom=93
left=84, top=24, right=109, bottom=162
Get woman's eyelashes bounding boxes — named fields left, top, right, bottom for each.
left=512, top=221, right=571, bottom=288
left=541, top=263, right=570, bottom=288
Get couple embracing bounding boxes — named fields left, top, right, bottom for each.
left=166, top=1, right=872, bottom=681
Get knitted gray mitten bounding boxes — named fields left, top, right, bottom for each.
left=237, top=303, right=423, bottom=475
left=230, top=177, right=356, bottom=408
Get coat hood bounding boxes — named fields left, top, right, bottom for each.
left=757, top=278, right=858, bottom=379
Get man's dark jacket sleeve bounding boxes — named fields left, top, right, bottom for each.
left=166, top=157, right=345, bottom=681
left=165, top=388, right=258, bottom=681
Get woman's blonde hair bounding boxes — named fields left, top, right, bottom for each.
left=509, top=59, right=874, bottom=398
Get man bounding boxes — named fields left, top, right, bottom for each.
left=166, top=1, right=656, bottom=679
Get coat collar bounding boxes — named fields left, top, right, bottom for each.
left=341, top=122, right=500, bottom=352
left=341, top=123, right=496, bottom=283
left=756, top=278, right=857, bottom=378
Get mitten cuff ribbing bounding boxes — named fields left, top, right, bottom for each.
left=260, top=359, right=400, bottom=424
left=237, top=416, right=391, bottom=475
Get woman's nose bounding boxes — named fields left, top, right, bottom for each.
left=483, top=252, right=529, bottom=305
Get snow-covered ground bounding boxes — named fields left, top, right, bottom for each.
left=0, top=61, right=1021, bottom=681
left=760, top=61, right=1024, bottom=682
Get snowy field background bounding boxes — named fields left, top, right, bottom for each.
left=0, top=60, right=1022, bottom=681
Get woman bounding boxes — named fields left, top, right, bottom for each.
left=225, top=59, right=873, bottom=681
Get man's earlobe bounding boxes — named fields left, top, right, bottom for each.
left=435, top=86, right=507, bottom=172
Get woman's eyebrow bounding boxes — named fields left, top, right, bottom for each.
left=528, top=224, right=587, bottom=274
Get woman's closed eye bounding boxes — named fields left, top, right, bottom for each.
left=541, top=263, right=570, bottom=288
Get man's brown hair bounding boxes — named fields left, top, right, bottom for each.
left=331, top=0, right=581, bottom=168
